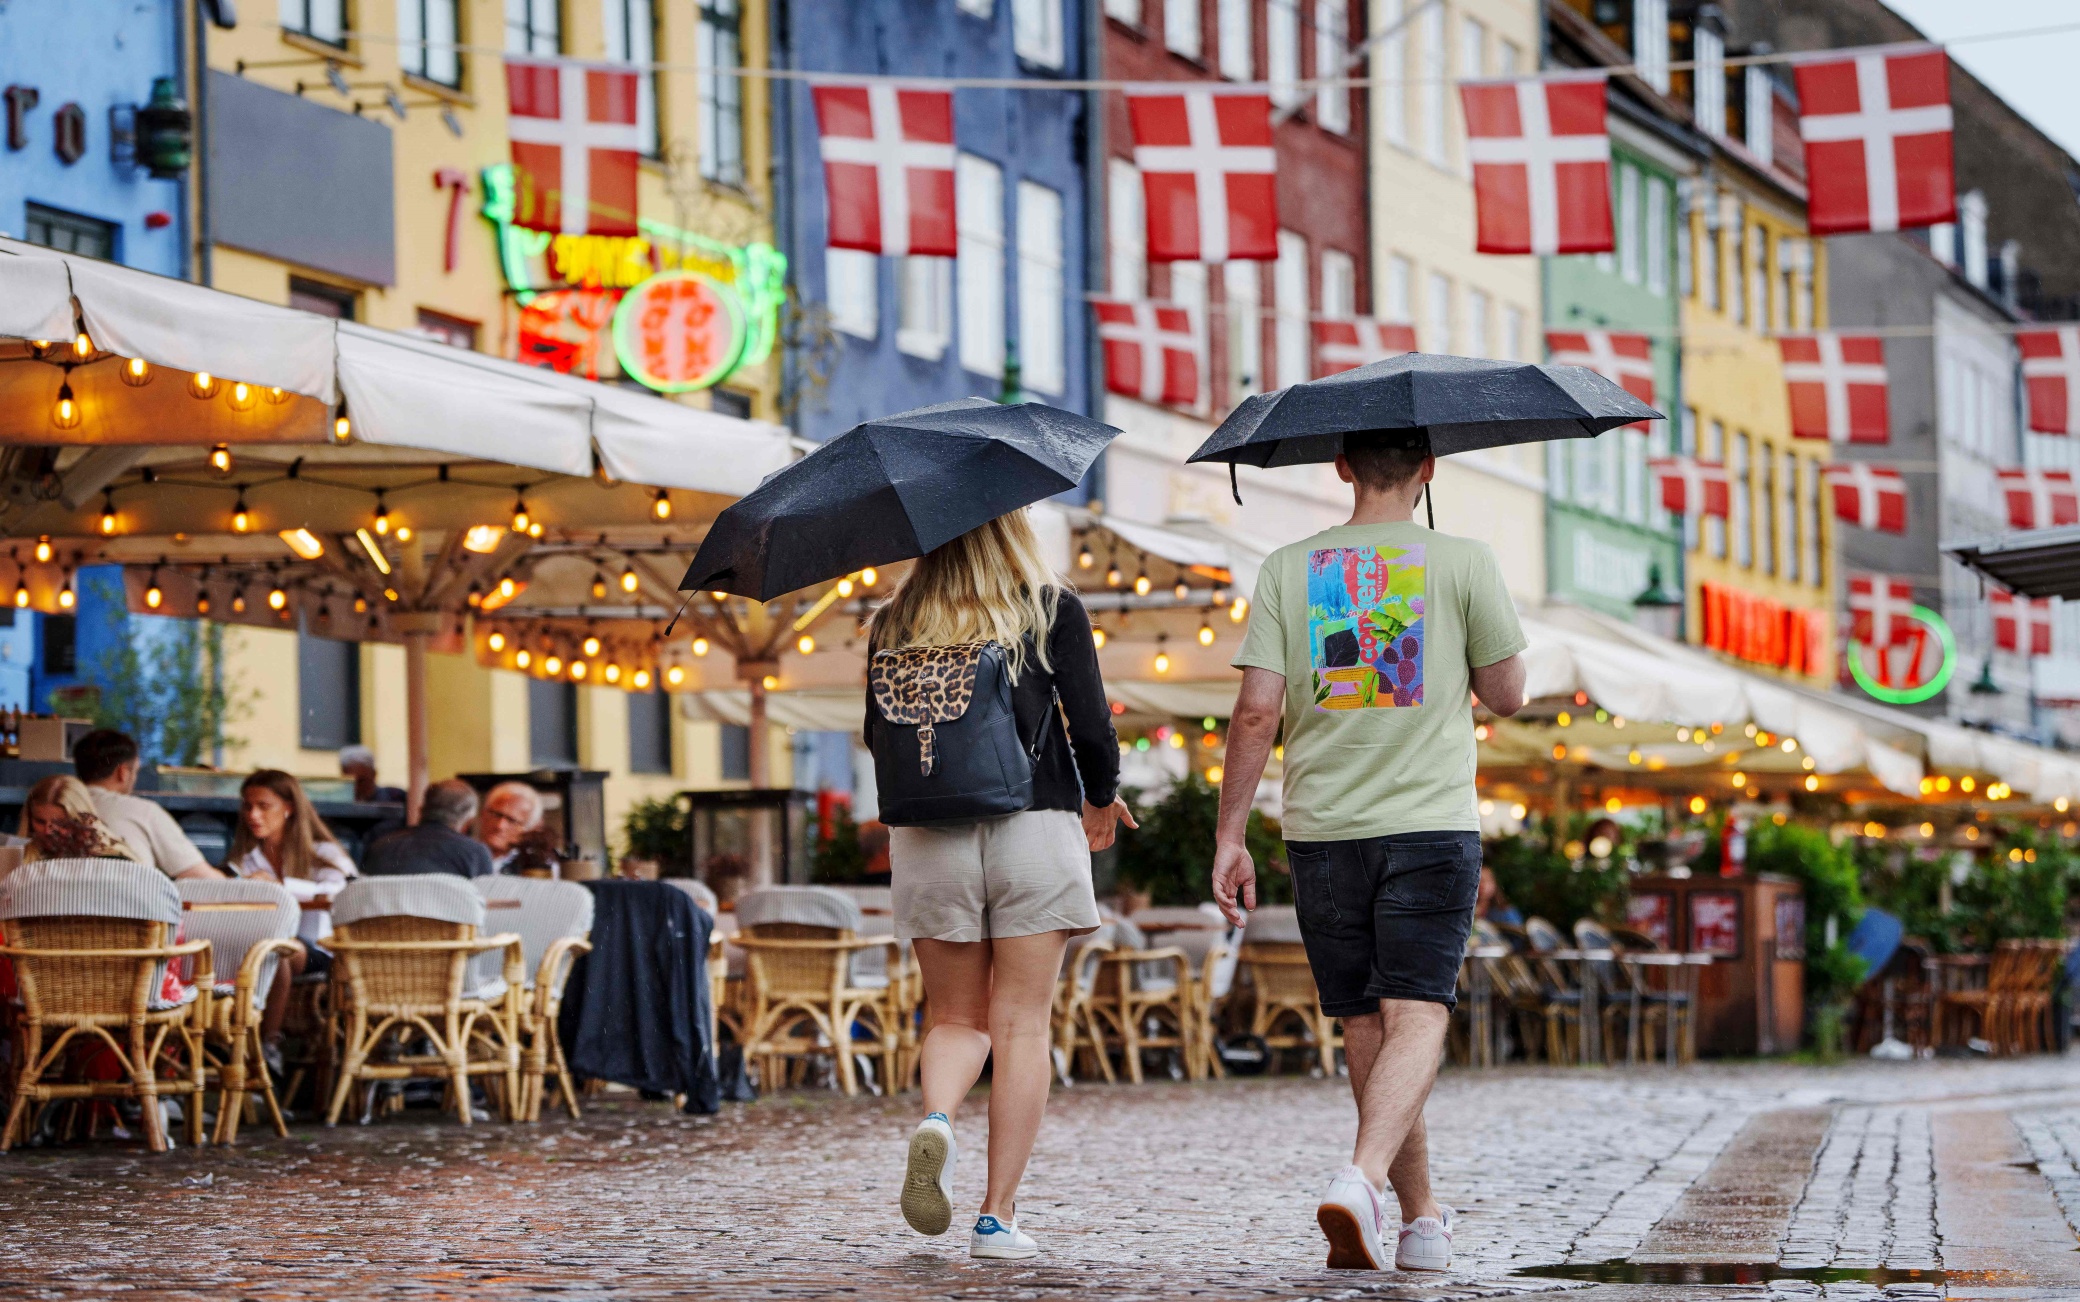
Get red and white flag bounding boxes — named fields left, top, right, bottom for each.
left=813, top=85, right=957, bottom=257
left=2019, top=327, right=2080, bottom=436
left=1648, top=456, right=1730, bottom=518
left=1094, top=299, right=1202, bottom=408
left=1996, top=468, right=2080, bottom=531
left=1313, top=318, right=1417, bottom=377
left=1848, top=574, right=1917, bottom=647
left=505, top=56, right=644, bottom=235
left=1991, top=589, right=2055, bottom=657
left=1823, top=463, right=1908, bottom=534
left=1794, top=46, right=1955, bottom=236
left=1127, top=91, right=1277, bottom=263
left=1461, top=75, right=1614, bottom=256
left=1779, top=333, right=1890, bottom=444
left=1546, top=329, right=1654, bottom=426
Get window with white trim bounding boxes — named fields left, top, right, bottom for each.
left=1618, top=165, right=1642, bottom=284
left=699, top=1, right=745, bottom=186
left=1459, top=16, right=1485, bottom=79
left=1165, top=0, right=1201, bottom=57
left=602, top=0, right=659, bottom=157
left=1268, top=0, right=1302, bottom=110
left=1013, top=0, right=1064, bottom=67
left=1425, top=271, right=1451, bottom=353
left=1704, top=419, right=1726, bottom=558
left=1017, top=181, right=1066, bottom=394
left=958, top=0, right=993, bottom=15
left=1645, top=175, right=1669, bottom=296
left=1634, top=0, right=1669, bottom=93
left=1171, top=262, right=1208, bottom=407
left=1320, top=248, right=1356, bottom=320
left=1497, top=38, right=1520, bottom=76
left=1227, top=263, right=1262, bottom=403
left=826, top=248, right=878, bottom=339
left=1315, top=0, right=1349, bottom=131
left=957, top=154, right=1006, bottom=378
left=1217, top=0, right=1252, bottom=80
left=1694, top=25, right=1725, bottom=139
left=1465, top=286, right=1489, bottom=358
left=283, top=0, right=347, bottom=46
left=1419, top=4, right=1445, bottom=166
left=1385, top=254, right=1413, bottom=324
left=1105, top=0, right=1141, bottom=24
left=1500, top=304, right=1523, bottom=361
left=1379, top=0, right=1406, bottom=147
left=1108, top=158, right=1145, bottom=300
left=1275, top=230, right=1310, bottom=389
left=398, top=0, right=461, bottom=86
left=1744, top=65, right=1774, bottom=165
left=505, top=0, right=558, bottom=52
left=1802, top=454, right=1822, bottom=585
left=1732, top=432, right=1751, bottom=568
left=897, top=258, right=952, bottom=360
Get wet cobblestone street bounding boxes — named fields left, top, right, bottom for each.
left=4, top=1057, right=2080, bottom=1301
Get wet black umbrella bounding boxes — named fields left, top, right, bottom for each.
left=1186, top=352, right=1662, bottom=503
left=679, top=398, right=1121, bottom=600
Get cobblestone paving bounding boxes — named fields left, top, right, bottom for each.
left=0, top=1057, right=2076, bottom=1301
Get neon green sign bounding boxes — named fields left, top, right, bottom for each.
left=1848, top=604, right=1956, bottom=705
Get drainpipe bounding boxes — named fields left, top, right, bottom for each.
left=771, top=0, right=798, bottom=433
left=191, top=0, right=213, bottom=286
left=1082, top=0, right=1107, bottom=508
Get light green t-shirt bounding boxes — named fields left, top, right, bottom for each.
left=1232, top=522, right=1527, bottom=841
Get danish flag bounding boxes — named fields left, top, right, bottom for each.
left=1991, top=589, right=2054, bottom=657
left=504, top=56, right=645, bottom=236
left=812, top=85, right=958, bottom=257
left=1313, top=319, right=1417, bottom=377
left=2018, top=328, right=2080, bottom=436
left=1461, top=74, right=1614, bottom=256
left=1648, top=456, right=1730, bottom=518
left=1546, top=329, right=1654, bottom=427
left=1127, top=91, right=1278, bottom=263
left=1779, top=334, right=1890, bottom=444
left=1822, top=462, right=1908, bottom=534
left=1848, top=574, right=1917, bottom=648
left=1996, top=468, right=2080, bottom=532
left=1093, top=299, right=1202, bottom=408
left=1794, top=46, right=1955, bottom=236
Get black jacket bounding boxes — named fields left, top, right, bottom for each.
left=865, top=590, right=1120, bottom=814
left=557, top=880, right=719, bottom=1113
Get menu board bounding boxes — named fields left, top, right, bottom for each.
left=1689, top=891, right=1743, bottom=957
left=1626, top=892, right=1673, bottom=950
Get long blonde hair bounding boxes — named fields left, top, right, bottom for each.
left=868, top=510, right=1063, bottom=680
left=18, top=775, right=141, bottom=863
left=228, top=769, right=340, bottom=881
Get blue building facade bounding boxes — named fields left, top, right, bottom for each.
left=775, top=0, right=1095, bottom=442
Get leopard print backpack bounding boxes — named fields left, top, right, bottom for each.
left=868, top=640, right=1044, bottom=826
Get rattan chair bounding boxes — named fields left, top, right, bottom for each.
left=1237, top=907, right=1341, bottom=1076
left=732, top=887, right=907, bottom=1096
left=1053, top=928, right=1116, bottom=1084
left=0, top=859, right=213, bottom=1152
left=474, top=877, right=593, bottom=1121
left=1087, top=927, right=1194, bottom=1083
left=177, top=879, right=301, bottom=1143
left=323, top=877, right=523, bottom=1127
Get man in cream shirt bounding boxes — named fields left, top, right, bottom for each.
left=72, top=729, right=222, bottom=881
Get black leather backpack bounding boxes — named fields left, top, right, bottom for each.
left=868, top=640, right=1047, bottom=826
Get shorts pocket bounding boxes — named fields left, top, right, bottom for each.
left=1381, top=837, right=1479, bottom=913
left=1285, top=841, right=1341, bottom=927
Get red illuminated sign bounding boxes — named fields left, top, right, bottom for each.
left=1699, top=582, right=1827, bottom=675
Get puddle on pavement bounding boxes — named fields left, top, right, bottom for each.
left=1516, top=1261, right=1948, bottom=1286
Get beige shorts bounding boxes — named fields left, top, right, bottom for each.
left=890, top=809, right=1101, bottom=943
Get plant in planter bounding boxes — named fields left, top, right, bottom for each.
left=810, top=805, right=871, bottom=884
left=1113, top=773, right=1291, bottom=907
left=1745, top=819, right=1866, bottom=1059
left=619, top=795, right=691, bottom=878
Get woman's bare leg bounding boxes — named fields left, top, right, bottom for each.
left=978, top=930, right=1070, bottom=1218
left=913, top=938, right=994, bottom=1120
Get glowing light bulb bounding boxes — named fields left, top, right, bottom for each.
left=510, top=499, right=530, bottom=533
left=1198, top=622, right=1215, bottom=647
left=227, top=382, right=255, bottom=412
left=120, top=356, right=151, bottom=387
left=353, top=596, right=367, bottom=614
left=592, top=573, right=608, bottom=600
left=761, top=674, right=779, bottom=691
left=232, top=591, right=247, bottom=614
left=1091, top=626, right=1107, bottom=649
left=488, top=632, right=507, bottom=652
left=620, top=570, right=639, bottom=594
left=1105, top=564, right=1123, bottom=588
left=652, top=490, right=672, bottom=521
left=1154, top=651, right=1171, bottom=674
left=74, top=331, right=91, bottom=357
left=604, top=664, right=621, bottom=684
left=545, top=655, right=563, bottom=676
left=571, top=660, right=587, bottom=681
left=692, top=637, right=710, bottom=657
left=12, top=584, right=27, bottom=610
left=1174, top=579, right=1190, bottom=600
left=516, top=649, right=531, bottom=669
left=57, top=583, right=74, bottom=611
left=1688, top=795, right=1707, bottom=814
left=1133, top=572, right=1152, bottom=597
left=498, top=577, right=517, bottom=600
left=837, top=578, right=855, bottom=598
left=209, top=444, right=233, bottom=474
left=100, top=499, right=118, bottom=535
left=1077, top=547, right=1095, bottom=569
left=797, top=634, right=816, bottom=655
left=394, top=525, right=412, bottom=543
left=373, top=501, right=390, bottom=536
left=52, top=382, right=80, bottom=430
left=189, top=371, right=217, bottom=399
left=268, top=586, right=287, bottom=611
left=666, top=665, right=686, bottom=686
left=145, top=579, right=163, bottom=609
left=632, top=669, right=652, bottom=690
left=463, top=525, right=503, bottom=554
left=860, top=567, right=878, bottom=587
left=582, top=636, right=602, bottom=657
left=332, top=412, right=351, bottom=442
left=527, top=521, right=542, bottom=538
left=1229, top=596, right=1249, bottom=622
left=33, top=537, right=51, bottom=564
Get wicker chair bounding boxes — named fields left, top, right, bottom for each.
left=0, top=859, right=213, bottom=1153
left=1053, top=927, right=1116, bottom=1084
left=1086, top=914, right=1194, bottom=1084
left=474, top=877, right=593, bottom=1121
left=733, top=887, right=907, bottom=1096
left=323, top=878, right=524, bottom=1127
left=1237, top=907, right=1341, bottom=1076
left=176, top=879, right=301, bottom=1143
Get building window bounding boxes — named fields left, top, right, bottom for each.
left=699, top=1, right=744, bottom=186
left=1227, top=263, right=1262, bottom=404
left=1731, top=432, right=1751, bottom=568
left=1419, top=3, right=1445, bottom=166
left=528, top=678, right=577, bottom=767
left=1704, top=419, right=1726, bottom=558
left=1164, top=0, right=1201, bottom=58
left=1425, top=271, right=1451, bottom=353
left=1618, top=165, right=1642, bottom=284
left=711, top=388, right=752, bottom=420
left=289, top=277, right=357, bottom=320
left=415, top=308, right=478, bottom=350
left=826, top=248, right=878, bottom=339
left=1269, top=0, right=1302, bottom=110
left=1694, top=25, right=1726, bottom=139
left=505, top=0, right=560, bottom=53
left=1275, top=231, right=1310, bottom=389
left=1315, top=0, right=1350, bottom=132
left=1645, top=177, right=1669, bottom=296
left=1465, top=286, right=1489, bottom=358
left=1379, top=0, right=1406, bottom=147
left=40, top=614, right=77, bottom=677
left=1780, top=450, right=1799, bottom=582
left=1320, top=248, right=1356, bottom=320
left=1459, top=15, right=1486, bottom=79
left=1217, top=0, right=1252, bottom=80
left=298, top=632, right=361, bottom=751
left=627, top=690, right=672, bottom=774
left=957, top=154, right=1006, bottom=378
left=720, top=722, right=751, bottom=781
left=1751, top=224, right=1771, bottom=330
left=1017, top=181, right=1066, bottom=394
left=1802, top=456, right=1822, bottom=584
left=1385, top=254, right=1413, bottom=323
left=1699, top=210, right=1719, bottom=313
left=23, top=204, right=116, bottom=261
left=398, top=0, right=462, bottom=87
left=1623, top=429, right=1647, bottom=523
left=1744, top=66, right=1774, bottom=165
left=1170, top=262, right=1208, bottom=407
left=602, top=0, right=659, bottom=157
left=1634, top=0, right=1669, bottom=93
left=1108, top=159, right=1145, bottom=300
left=1013, top=0, right=1065, bottom=68
left=1105, top=0, right=1141, bottom=24
left=1758, top=448, right=1776, bottom=575
left=897, top=257, right=953, bottom=360
left=1500, top=305, right=1524, bottom=361
left=958, top=0, right=994, bottom=14
left=281, top=0, right=347, bottom=46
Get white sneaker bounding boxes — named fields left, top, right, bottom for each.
left=1396, top=1205, right=1455, bottom=1272
left=901, top=1113, right=957, bottom=1236
left=969, top=1213, right=1039, bottom=1260
left=1315, top=1165, right=1389, bottom=1270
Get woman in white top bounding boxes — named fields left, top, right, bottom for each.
left=226, top=769, right=357, bottom=1050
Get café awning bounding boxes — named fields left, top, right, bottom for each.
left=1947, top=526, right=2080, bottom=601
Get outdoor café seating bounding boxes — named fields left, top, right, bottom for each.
left=176, top=878, right=301, bottom=1143
left=1237, top=906, right=1341, bottom=1075
left=1053, top=925, right=1117, bottom=1084
left=0, top=860, right=212, bottom=1153
left=1131, top=906, right=1240, bottom=1080
left=1085, top=917, right=1193, bottom=1084
left=474, top=877, right=594, bottom=1121
left=732, top=886, right=909, bottom=1096
left=1935, top=938, right=2067, bottom=1056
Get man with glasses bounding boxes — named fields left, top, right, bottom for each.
left=474, top=781, right=544, bottom=874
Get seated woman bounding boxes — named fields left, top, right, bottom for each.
left=18, top=774, right=144, bottom=864
left=225, top=770, right=358, bottom=1060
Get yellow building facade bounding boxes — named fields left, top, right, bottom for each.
left=196, top=0, right=788, bottom=846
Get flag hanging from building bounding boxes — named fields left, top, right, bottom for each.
left=1545, top=329, right=1654, bottom=426
left=1779, top=333, right=1890, bottom=443
left=1648, top=456, right=1730, bottom=518
left=504, top=56, right=645, bottom=235
left=1996, top=467, right=2080, bottom=531
left=1991, top=589, right=2054, bottom=657
left=812, top=84, right=958, bottom=257
left=1848, top=574, right=1917, bottom=647
left=2018, top=327, right=2080, bottom=436
left=1793, top=46, right=1955, bottom=236
left=1313, top=318, right=1417, bottom=377
left=1126, top=90, right=1278, bottom=263
left=1461, top=75, right=1614, bottom=256
left=1093, top=298, right=1202, bottom=409
left=1823, top=463, right=1908, bottom=534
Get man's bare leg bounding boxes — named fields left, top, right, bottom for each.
left=1346, top=998, right=1447, bottom=1224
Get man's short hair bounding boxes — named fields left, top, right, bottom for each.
left=1341, top=429, right=1432, bottom=494
left=73, top=730, right=140, bottom=785
left=484, top=780, right=544, bottom=828
left=338, top=744, right=377, bottom=772
left=420, top=779, right=479, bottom=830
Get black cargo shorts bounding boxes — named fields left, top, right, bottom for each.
left=1283, top=830, right=1481, bottom=1017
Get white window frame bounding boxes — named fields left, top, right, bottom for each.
left=1275, top=230, right=1310, bottom=389
left=1171, top=262, right=1209, bottom=409
left=1017, top=180, right=1066, bottom=394
left=1378, top=0, right=1407, bottom=148
left=1497, top=38, right=1520, bottom=77
left=1465, top=286, right=1490, bottom=359
left=1732, top=431, right=1752, bottom=568
left=1645, top=176, right=1669, bottom=296
left=825, top=247, right=879, bottom=340
left=602, top=0, right=660, bottom=157
left=1268, top=0, right=1302, bottom=110
left=1425, top=271, right=1452, bottom=354
left=1013, top=0, right=1065, bottom=68
left=1320, top=248, right=1357, bottom=320
left=958, top=0, right=994, bottom=15
left=1165, top=0, right=1202, bottom=58
left=1419, top=4, right=1446, bottom=167
left=1315, top=0, right=1350, bottom=132
left=1385, top=254, right=1413, bottom=325
left=1694, top=26, right=1726, bottom=139
left=1634, top=0, right=1669, bottom=93
left=957, top=154, right=1006, bottom=378
left=1744, top=65, right=1774, bottom=165
left=698, top=0, right=745, bottom=186
left=1108, top=158, right=1146, bottom=300
left=398, top=0, right=462, bottom=87
left=1501, top=304, right=1524, bottom=361
left=1618, top=165, right=1642, bottom=285
left=1227, top=263, right=1263, bottom=404
left=283, top=0, right=347, bottom=44
left=1217, top=0, right=1253, bottom=80
left=1105, top=0, right=1142, bottom=21
left=897, top=257, right=953, bottom=361
left=505, top=0, right=559, bottom=53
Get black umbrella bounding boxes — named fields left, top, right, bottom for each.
left=679, top=398, right=1121, bottom=600
left=1186, top=352, right=1662, bottom=502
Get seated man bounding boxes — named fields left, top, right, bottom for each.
left=474, top=781, right=544, bottom=874
left=72, top=729, right=222, bottom=882
left=339, top=744, right=407, bottom=805
left=362, top=780, right=495, bottom=879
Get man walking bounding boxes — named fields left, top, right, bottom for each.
left=1211, top=431, right=1526, bottom=1273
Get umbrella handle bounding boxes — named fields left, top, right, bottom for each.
left=1230, top=462, right=1242, bottom=506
